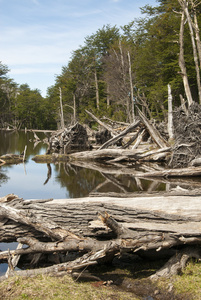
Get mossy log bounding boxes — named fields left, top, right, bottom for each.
left=0, top=154, right=24, bottom=164
left=32, top=153, right=70, bottom=163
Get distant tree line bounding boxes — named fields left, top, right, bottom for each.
left=0, top=0, right=201, bottom=130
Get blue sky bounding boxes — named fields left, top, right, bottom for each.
left=0, top=0, right=158, bottom=97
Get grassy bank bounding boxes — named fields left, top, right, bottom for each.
left=0, top=259, right=200, bottom=299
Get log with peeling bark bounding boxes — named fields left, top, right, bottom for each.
left=0, top=192, right=201, bottom=281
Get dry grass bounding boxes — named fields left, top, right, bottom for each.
left=0, top=274, right=138, bottom=300
left=0, top=258, right=201, bottom=299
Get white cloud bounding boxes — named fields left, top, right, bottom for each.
left=0, top=0, right=158, bottom=96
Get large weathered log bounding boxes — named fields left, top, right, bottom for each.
left=1, top=195, right=201, bottom=240
left=1, top=194, right=201, bottom=281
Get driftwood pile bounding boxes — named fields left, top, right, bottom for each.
left=47, top=123, right=90, bottom=154
left=0, top=193, right=201, bottom=282
left=31, top=105, right=201, bottom=181
left=171, top=102, right=201, bottom=168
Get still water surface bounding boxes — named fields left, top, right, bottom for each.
left=0, top=130, right=166, bottom=200
left=0, top=130, right=106, bottom=199
left=0, top=130, right=199, bottom=275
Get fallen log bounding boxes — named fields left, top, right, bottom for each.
left=68, top=147, right=171, bottom=163
left=1, top=194, right=201, bottom=281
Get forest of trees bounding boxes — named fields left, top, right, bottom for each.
left=0, top=0, right=201, bottom=130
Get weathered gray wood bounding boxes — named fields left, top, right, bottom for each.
left=85, top=110, right=117, bottom=137
left=1, top=194, right=201, bottom=281
left=135, top=166, right=201, bottom=178
left=69, top=147, right=171, bottom=163
left=137, top=108, right=168, bottom=148
left=98, top=120, right=141, bottom=150
left=1, top=194, right=201, bottom=242
left=0, top=195, right=78, bottom=241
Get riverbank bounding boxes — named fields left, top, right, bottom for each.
left=0, top=258, right=200, bottom=299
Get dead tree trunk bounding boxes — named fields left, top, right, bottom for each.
left=178, top=0, right=201, bottom=103
left=178, top=10, right=193, bottom=106
left=167, top=84, right=174, bottom=140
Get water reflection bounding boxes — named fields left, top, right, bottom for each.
left=0, top=130, right=199, bottom=200
left=0, top=130, right=107, bottom=199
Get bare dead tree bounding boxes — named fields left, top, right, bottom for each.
left=178, top=0, right=201, bottom=103
left=178, top=10, right=193, bottom=105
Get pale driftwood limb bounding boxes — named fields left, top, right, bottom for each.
left=85, top=110, right=117, bottom=137
left=138, top=147, right=171, bottom=161
left=69, top=147, right=171, bottom=164
left=122, top=129, right=142, bottom=149
left=150, top=247, right=201, bottom=280
left=179, top=94, right=188, bottom=115
left=101, top=116, right=129, bottom=127
left=0, top=240, right=119, bottom=282
left=23, top=145, right=27, bottom=162
left=132, top=129, right=146, bottom=150
left=189, top=157, right=201, bottom=167
left=0, top=194, right=19, bottom=203
left=32, top=131, right=41, bottom=141
left=5, top=243, right=23, bottom=278
left=178, top=11, right=193, bottom=106
left=135, top=166, right=201, bottom=178
left=98, top=120, right=141, bottom=150
left=137, top=108, right=168, bottom=148
left=0, top=159, right=6, bottom=166
left=167, top=84, right=174, bottom=140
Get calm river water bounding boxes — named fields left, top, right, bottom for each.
left=0, top=129, right=199, bottom=274
left=0, top=130, right=167, bottom=201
